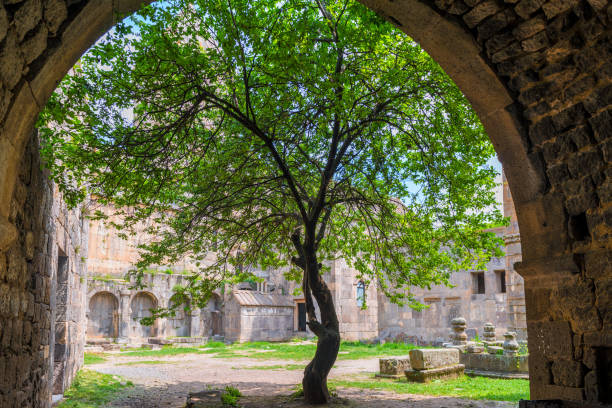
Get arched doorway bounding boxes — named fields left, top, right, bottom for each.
left=130, top=292, right=158, bottom=339
left=0, top=0, right=609, bottom=406
left=87, top=292, right=119, bottom=339
left=201, top=294, right=223, bottom=337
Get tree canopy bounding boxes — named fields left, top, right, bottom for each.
left=40, top=0, right=504, bottom=314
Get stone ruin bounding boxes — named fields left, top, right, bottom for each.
left=377, top=357, right=412, bottom=379
left=404, top=348, right=465, bottom=382
left=445, top=318, right=529, bottom=379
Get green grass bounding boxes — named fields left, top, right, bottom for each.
left=83, top=353, right=107, bottom=365
left=109, top=340, right=423, bottom=361
left=329, top=375, right=529, bottom=402
left=199, top=340, right=423, bottom=361
left=57, top=369, right=132, bottom=407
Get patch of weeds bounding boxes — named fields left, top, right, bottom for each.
left=84, top=352, right=107, bottom=365
left=221, top=386, right=242, bottom=406
left=329, top=375, right=529, bottom=402
left=288, top=384, right=337, bottom=401
left=57, top=369, right=133, bottom=407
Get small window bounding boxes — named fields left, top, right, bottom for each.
left=472, top=272, right=485, bottom=294
left=496, top=270, right=506, bottom=293
left=356, top=281, right=366, bottom=308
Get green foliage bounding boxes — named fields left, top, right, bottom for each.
left=225, top=386, right=242, bottom=397
left=221, top=386, right=242, bottom=406
left=57, top=369, right=133, bottom=407
left=39, top=0, right=505, bottom=313
left=330, top=376, right=529, bottom=402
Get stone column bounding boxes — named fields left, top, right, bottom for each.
left=483, top=322, right=496, bottom=343
left=117, top=289, right=131, bottom=343
left=503, top=331, right=519, bottom=356
left=190, top=309, right=201, bottom=338
left=451, top=317, right=467, bottom=346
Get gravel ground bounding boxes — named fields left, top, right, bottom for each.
left=90, top=353, right=517, bottom=408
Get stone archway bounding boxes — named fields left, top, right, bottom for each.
left=87, top=291, right=119, bottom=339
left=0, top=0, right=609, bottom=406
left=129, top=291, right=159, bottom=339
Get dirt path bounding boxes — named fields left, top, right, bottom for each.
left=91, top=353, right=517, bottom=408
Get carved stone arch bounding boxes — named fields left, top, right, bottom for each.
left=0, top=0, right=609, bottom=405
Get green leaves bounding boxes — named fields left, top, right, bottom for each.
left=39, top=0, right=505, bottom=308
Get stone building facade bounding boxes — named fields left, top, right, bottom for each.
left=84, top=175, right=524, bottom=346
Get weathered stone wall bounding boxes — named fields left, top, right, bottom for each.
left=0, top=131, right=87, bottom=406
left=377, top=236, right=514, bottom=345
left=86, top=274, right=215, bottom=342
left=50, top=184, right=88, bottom=396
left=327, top=258, right=379, bottom=341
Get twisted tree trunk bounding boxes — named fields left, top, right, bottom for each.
left=292, top=229, right=340, bottom=404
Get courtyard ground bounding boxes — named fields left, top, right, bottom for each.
left=61, top=342, right=528, bottom=408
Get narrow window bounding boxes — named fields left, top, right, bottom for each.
left=472, top=272, right=485, bottom=294
left=297, top=302, right=307, bottom=331
left=496, top=270, right=506, bottom=293
left=356, top=281, right=366, bottom=308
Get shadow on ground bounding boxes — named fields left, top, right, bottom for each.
left=106, top=380, right=517, bottom=408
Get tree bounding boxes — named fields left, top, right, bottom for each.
left=39, top=0, right=504, bottom=403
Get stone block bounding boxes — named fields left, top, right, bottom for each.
left=409, top=348, right=459, bottom=370
left=551, top=359, right=585, bottom=387
left=467, top=344, right=484, bottom=353
left=377, top=357, right=411, bottom=377
left=405, top=364, right=465, bottom=383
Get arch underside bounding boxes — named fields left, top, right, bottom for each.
left=0, top=0, right=609, bottom=405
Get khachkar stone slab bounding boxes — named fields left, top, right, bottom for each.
left=376, top=357, right=411, bottom=378
left=405, top=348, right=464, bottom=383
left=409, top=348, right=460, bottom=370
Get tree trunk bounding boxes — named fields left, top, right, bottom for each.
left=290, top=227, right=340, bottom=404
left=302, top=304, right=340, bottom=404
left=301, top=251, right=340, bottom=404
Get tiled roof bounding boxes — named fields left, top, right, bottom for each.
left=233, top=290, right=295, bottom=307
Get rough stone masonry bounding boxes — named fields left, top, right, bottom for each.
left=0, top=0, right=610, bottom=406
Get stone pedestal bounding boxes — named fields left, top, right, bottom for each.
left=451, top=317, right=467, bottom=346
left=483, top=323, right=496, bottom=343
left=503, top=331, right=519, bottom=356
